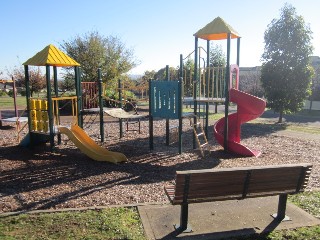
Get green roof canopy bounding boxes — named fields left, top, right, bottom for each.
left=194, top=16, right=240, bottom=40
left=23, top=44, right=80, bottom=67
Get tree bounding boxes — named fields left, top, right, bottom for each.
left=209, top=44, right=226, bottom=67
left=261, top=4, right=313, bottom=122
left=59, top=76, right=75, bottom=92
left=60, top=31, right=138, bottom=86
left=182, top=57, right=194, bottom=97
left=10, top=65, right=46, bottom=97
left=154, top=66, right=178, bottom=80
left=141, top=70, right=156, bottom=85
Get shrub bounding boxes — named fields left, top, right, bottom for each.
left=0, top=90, right=8, bottom=96
left=7, top=90, right=14, bottom=97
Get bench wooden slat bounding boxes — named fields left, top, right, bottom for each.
left=164, top=163, right=312, bottom=232
left=168, top=164, right=312, bottom=205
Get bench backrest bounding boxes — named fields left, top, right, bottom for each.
left=171, top=163, right=312, bottom=204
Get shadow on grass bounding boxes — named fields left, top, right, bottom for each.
left=241, top=122, right=288, bottom=139
left=261, top=109, right=320, bottom=124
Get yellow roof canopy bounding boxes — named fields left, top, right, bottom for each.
left=23, top=44, right=80, bottom=67
left=194, top=16, right=240, bottom=40
left=0, top=79, right=13, bottom=83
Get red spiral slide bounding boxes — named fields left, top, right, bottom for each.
left=213, top=88, right=266, bottom=157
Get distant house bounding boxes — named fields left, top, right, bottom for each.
left=239, top=66, right=263, bottom=97
left=238, top=56, right=320, bottom=97
left=0, top=81, right=13, bottom=93
left=310, top=56, right=320, bottom=87
left=310, top=56, right=320, bottom=66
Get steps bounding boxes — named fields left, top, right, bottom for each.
left=193, top=121, right=210, bottom=157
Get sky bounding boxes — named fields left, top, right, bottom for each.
left=0, top=0, right=319, bottom=78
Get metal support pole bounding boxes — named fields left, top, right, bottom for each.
left=98, top=68, right=104, bottom=142
left=24, top=65, right=33, bottom=147
left=165, top=65, right=170, bottom=80
left=193, top=37, right=198, bottom=149
left=206, top=40, right=210, bottom=98
left=178, top=79, right=182, bottom=154
left=175, top=174, right=192, bottom=232
left=46, top=65, right=54, bottom=150
left=53, top=67, right=59, bottom=95
left=237, top=38, right=241, bottom=66
left=179, top=54, right=183, bottom=79
left=276, top=194, right=288, bottom=220
left=53, top=66, right=61, bottom=144
left=149, top=80, right=153, bottom=150
left=205, top=102, right=209, bottom=137
left=177, top=204, right=189, bottom=231
left=165, top=65, right=170, bottom=146
left=223, top=34, right=231, bottom=152
left=12, top=77, right=18, bottom=117
left=75, top=67, right=82, bottom=128
left=179, top=54, right=184, bottom=106
left=118, top=79, right=123, bottom=138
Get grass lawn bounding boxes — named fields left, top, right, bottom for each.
left=0, top=207, right=146, bottom=240
left=0, top=191, right=319, bottom=239
left=0, top=96, right=27, bottom=109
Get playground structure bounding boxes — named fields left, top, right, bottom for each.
left=190, top=17, right=266, bottom=156
left=19, top=17, right=265, bottom=160
left=22, top=44, right=127, bottom=163
left=148, top=65, right=209, bottom=156
left=0, top=79, right=28, bottom=141
left=149, top=16, right=266, bottom=157
left=80, top=78, right=148, bottom=139
left=214, top=65, right=266, bottom=156
left=181, top=47, right=226, bottom=101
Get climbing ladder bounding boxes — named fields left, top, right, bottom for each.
left=193, top=120, right=210, bottom=157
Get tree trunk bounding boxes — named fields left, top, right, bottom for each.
left=278, top=110, right=283, bottom=123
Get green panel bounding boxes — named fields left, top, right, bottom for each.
left=150, top=80, right=181, bottom=119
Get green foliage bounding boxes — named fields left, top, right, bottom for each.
left=61, top=31, right=138, bottom=86
left=0, top=90, right=8, bottom=96
left=289, top=191, right=320, bottom=218
left=210, top=43, right=226, bottom=67
left=309, top=84, right=320, bottom=101
left=103, top=87, right=136, bottom=109
left=182, top=58, right=194, bottom=97
left=184, top=57, right=194, bottom=71
left=154, top=66, right=178, bottom=80
left=261, top=4, right=313, bottom=121
left=59, top=76, right=75, bottom=92
left=7, top=90, right=14, bottom=97
left=141, top=70, right=156, bottom=84
left=18, top=89, right=26, bottom=96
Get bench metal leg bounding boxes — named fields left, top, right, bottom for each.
left=272, top=194, right=291, bottom=221
left=174, top=204, right=192, bottom=233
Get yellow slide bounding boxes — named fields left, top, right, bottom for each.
left=59, top=125, right=127, bottom=163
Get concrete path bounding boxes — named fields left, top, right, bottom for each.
left=138, top=196, right=320, bottom=239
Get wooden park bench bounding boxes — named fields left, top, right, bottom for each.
left=164, top=163, right=312, bottom=232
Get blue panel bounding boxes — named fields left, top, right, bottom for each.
left=150, top=80, right=181, bottom=119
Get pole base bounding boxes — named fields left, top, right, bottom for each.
left=174, top=224, right=192, bottom=233
left=271, top=213, right=291, bottom=222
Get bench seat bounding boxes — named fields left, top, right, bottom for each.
left=164, top=163, right=312, bottom=232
